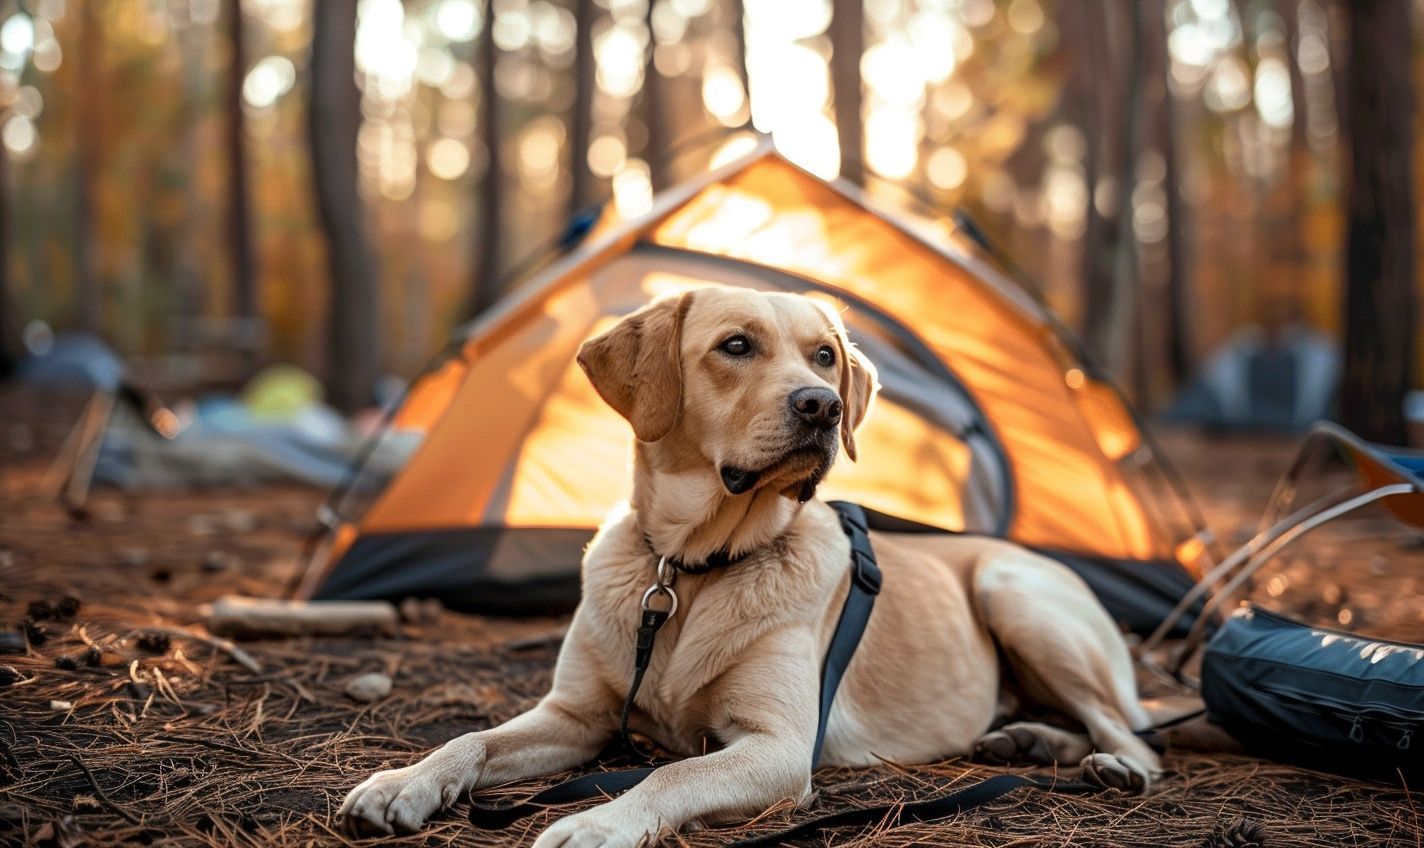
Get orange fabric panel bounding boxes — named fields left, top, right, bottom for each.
left=392, top=355, right=470, bottom=433
left=1072, top=378, right=1143, bottom=462
left=501, top=316, right=637, bottom=527
left=651, top=157, right=1167, bottom=560
left=820, top=398, right=969, bottom=530
left=360, top=283, right=605, bottom=532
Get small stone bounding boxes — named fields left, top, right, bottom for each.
left=399, top=597, right=443, bottom=625
left=201, top=551, right=236, bottom=573
left=50, top=700, right=73, bottom=712
left=186, top=515, right=221, bottom=537
left=0, top=632, right=23, bottom=654
left=221, top=509, right=260, bottom=534
left=344, top=672, right=392, bottom=703
left=116, top=548, right=150, bottom=568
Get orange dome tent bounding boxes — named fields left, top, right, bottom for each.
left=298, top=137, right=1212, bottom=634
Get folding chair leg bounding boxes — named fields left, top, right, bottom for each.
left=1168, top=482, right=1415, bottom=675
left=1139, top=485, right=1381, bottom=658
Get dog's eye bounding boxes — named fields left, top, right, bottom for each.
left=814, top=345, right=836, bottom=367
left=719, top=335, right=752, bottom=357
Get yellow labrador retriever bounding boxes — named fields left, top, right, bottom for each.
left=339, top=288, right=1161, bottom=845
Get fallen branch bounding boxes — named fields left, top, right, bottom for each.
left=205, top=596, right=397, bottom=638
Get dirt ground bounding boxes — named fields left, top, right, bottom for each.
left=1, top=386, right=1421, bottom=847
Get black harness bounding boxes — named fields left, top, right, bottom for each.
left=467, top=502, right=1097, bottom=843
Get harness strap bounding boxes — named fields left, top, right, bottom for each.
left=814, top=501, right=881, bottom=766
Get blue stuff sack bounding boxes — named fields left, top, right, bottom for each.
left=1201, top=605, right=1424, bottom=774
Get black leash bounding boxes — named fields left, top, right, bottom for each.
left=727, top=773, right=1098, bottom=847
left=470, top=501, right=881, bottom=829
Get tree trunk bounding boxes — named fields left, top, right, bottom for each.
left=175, top=14, right=210, bottom=327
left=1339, top=0, right=1416, bottom=443
left=568, top=0, right=597, bottom=217
left=0, top=141, right=10, bottom=375
left=74, top=0, right=102, bottom=334
left=226, top=0, right=259, bottom=333
left=829, top=0, right=863, bottom=182
left=469, top=0, right=502, bottom=317
left=643, top=0, right=668, bottom=190
left=1075, top=0, right=1122, bottom=366
left=308, top=0, right=380, bottom=413
left=1106, top=1, right=1144, bottom=385
left=1144, top=0, right=1192, bottom=384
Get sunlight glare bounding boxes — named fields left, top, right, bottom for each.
left=613, top=159, right=654, bottom=218
left=927, top=146, right=967, bottom=191
left=0, top=13, right=34, bottom=56
left=2, top=114, right=35, bottom=158
left=773, top=115, right=839, bottom=181
left=1253, top=56, right=1294, bottom=129
left=702, top=65, right=746, bottom=124
left=427, top=137, right=472, bottom=180
left=588, top=135, right=627, bottom=178
left=864, top=107, right=920, bottom=180
left=243, top=56, right=296, bottom=109
left=436, top=0, right=481, bottom=41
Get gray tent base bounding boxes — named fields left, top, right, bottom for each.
left=314, top=511, right=1202, bottom=636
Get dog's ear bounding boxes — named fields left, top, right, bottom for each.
left=577, top=292, right=693, bottom=442
left=835, top=334, right=878, bottom=463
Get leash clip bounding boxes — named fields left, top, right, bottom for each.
left=640, top=556, right=679, bottom=618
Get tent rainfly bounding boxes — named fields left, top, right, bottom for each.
left=298, top=138, right=1212, bottom=635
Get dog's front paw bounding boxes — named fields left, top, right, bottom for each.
left=338, top=734, right=486, bottom=835
left=533, top=805, right=657, bottom=848
left=338, top=764, right=466, bottom=835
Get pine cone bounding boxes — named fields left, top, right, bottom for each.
left=1202, top=817, right=1266, bottom=848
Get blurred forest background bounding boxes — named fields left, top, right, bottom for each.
left=0, top=0, right=1420, bottom=440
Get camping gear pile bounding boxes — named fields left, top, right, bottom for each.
left=37, top=361, right=418, bottom=507
left=1143, top=423, right=1424, bottom=774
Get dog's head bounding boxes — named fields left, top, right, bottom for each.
left=577, top=288, right=878, bottom=502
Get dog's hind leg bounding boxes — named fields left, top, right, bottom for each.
left=974, top=721, right=1092, bottom=766
left=972, top=549, right=1162, bottom=793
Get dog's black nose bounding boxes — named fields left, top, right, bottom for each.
left=788, top=387, right=842, bottom=429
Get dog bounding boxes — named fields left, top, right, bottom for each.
left=339, top=287, right=1162, bottom=846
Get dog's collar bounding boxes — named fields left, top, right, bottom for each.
left=643, top=536, right=750, bottom=575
